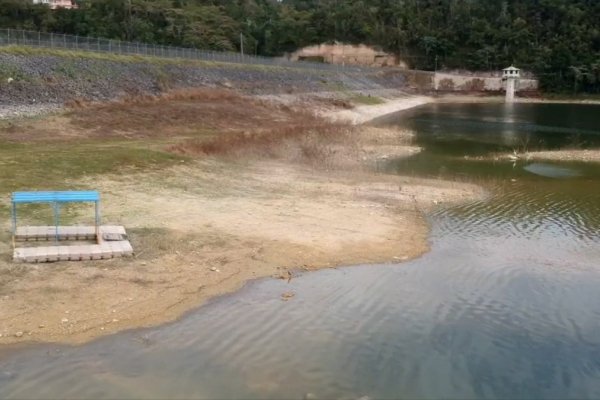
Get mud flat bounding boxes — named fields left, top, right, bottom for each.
left=0, top=89, right=484, bottom=345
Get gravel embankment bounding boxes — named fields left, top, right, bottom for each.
left=0, top=52, right=409, bottom=118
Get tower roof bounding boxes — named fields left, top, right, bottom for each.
left=503, top=65, right=520, bottom=71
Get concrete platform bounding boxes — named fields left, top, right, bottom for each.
left=15, top=225, right=127, bottom=242
left=13, top=225, right=133, bottom=263
left=14, top=240, right=133, bottom=263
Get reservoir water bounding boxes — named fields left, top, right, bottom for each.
left=1, top=102, right=600, bottom=399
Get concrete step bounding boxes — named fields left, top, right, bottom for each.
left=13, top=240, right=134, bottom=263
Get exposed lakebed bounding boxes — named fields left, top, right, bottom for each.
left=1, top=102, right=600, bottom=399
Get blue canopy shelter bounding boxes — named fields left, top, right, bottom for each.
left=11, top=191, right=101, bottom=245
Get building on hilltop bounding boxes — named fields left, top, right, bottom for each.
left=32, top=0, right=77, bottom=9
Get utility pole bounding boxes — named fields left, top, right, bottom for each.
left=240, top=32, right=244, bottom=57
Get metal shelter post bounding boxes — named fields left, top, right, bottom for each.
left=53, top=202, right=60, bottom=243
left=95, top=200, right=101, bottom=243
left=11, top=201, right=17, bottom=249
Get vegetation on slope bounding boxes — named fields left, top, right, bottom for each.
left=1, top=0, right=599, bottom=93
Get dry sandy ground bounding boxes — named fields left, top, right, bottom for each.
left=328, top=95, right=432, bottom=125
left=0, top=92, right=484, bottom=345
left=0, top=161, right=482, bottom=345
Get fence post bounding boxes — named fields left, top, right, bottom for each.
left=50, top=32, right=53, bottom=48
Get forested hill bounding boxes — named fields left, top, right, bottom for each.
left=1, top=0, right=599, bottom=93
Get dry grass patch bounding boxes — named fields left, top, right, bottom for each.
left=169, top=114, right=352, bottom=163
left=1, top=88, right=363, bottom=169
left=65, top=88, right=358, bottom=166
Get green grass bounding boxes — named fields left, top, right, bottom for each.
left=322, top=81, right=349, bottom=92
left=0, top=45, right=332, bottom=75
left=0, top=139, right=185, bottom=223
left=0, top=141, right=183, bottom=196
left=541, top=92, right=600, bottom=101
left=350, top=94, right=385, bottom=105
left=0, top=45, right=206, bottom=65
left=0, top=60, right=31, bottom=82
left=320, top=80, right=385, bottom=105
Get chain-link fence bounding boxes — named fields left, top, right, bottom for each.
left=0, top=28, right=374, bottom=74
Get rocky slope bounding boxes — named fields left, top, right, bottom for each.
left=0, top=49, right=409, bottom=117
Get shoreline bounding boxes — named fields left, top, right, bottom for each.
left=326, top=95, right=433, bottom=125
left=4, top=90, right=597, bottom=346
left=3, top=92, right=599, bottom=123
left=0, top=90, right=484, bottom=346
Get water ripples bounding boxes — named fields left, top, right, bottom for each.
left=3, top=165, right=600, bottom=396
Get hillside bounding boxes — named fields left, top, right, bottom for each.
left=1, top=0, right=599, bottom=93
left=0, top=46, right=410, bottom=117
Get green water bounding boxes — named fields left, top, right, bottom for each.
left=380, top=102, right=600, bottom=181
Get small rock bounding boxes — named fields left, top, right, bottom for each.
left=100, top=327, right=105, bottom=331
left=141, top=262, right=147, bottom=266
left=14, top=331, right=23, bottom=338
left=7, top=77, right=14, bottom=83
left=281, top=292, right=295, bottom=301
left=61, top=318, right=69, bottom=323
left=38, top=324, right=45, bottom=329
left=210, top=267, right=218, bottom=272
left=303, top=393, right=317, bottom=400
left=112, top=319, right=119, bottom=323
